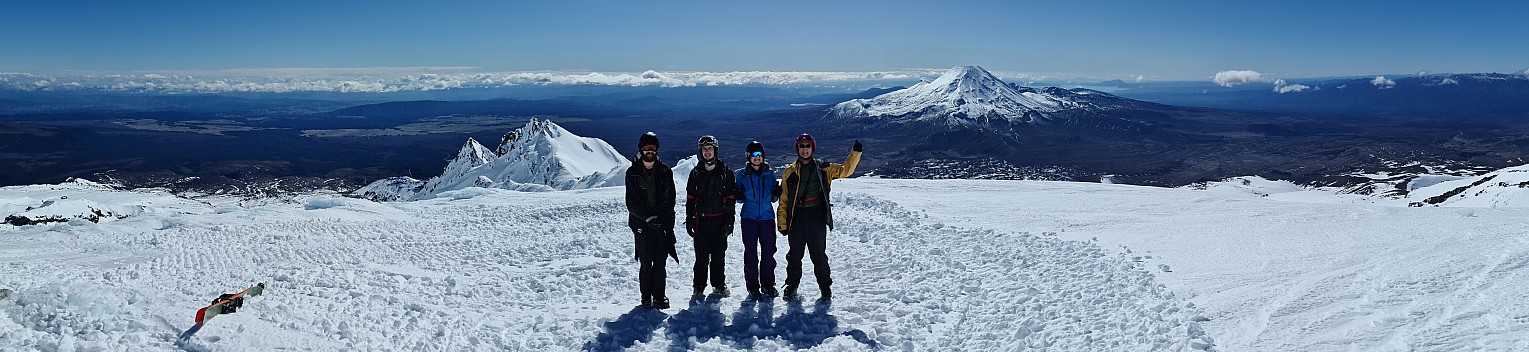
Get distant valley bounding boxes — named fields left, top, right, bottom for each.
left=3, top=67, right=1529, bottom=196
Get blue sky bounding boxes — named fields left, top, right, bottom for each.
left=3, top=0, right=1527, bottom=80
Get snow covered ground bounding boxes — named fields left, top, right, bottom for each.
left=2, top=177, right=1527, bottom=351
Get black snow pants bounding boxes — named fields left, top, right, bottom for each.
left=636, top=224, right=670, bottom=300
left=785, top=205, right=831, bottom=296
left=692, top=216, right=730, bottom=290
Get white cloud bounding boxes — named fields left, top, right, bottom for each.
left=1134, top=75, right=1144, bottom=83
left=0, top=68, right=1070, bottom=93
left=1432, top=78, right=1459, bottom=86
left=1272, top=79, right=1310, bottom=94
left=1371, top=75, right=1396, bottom=89
left=1211, top=70, right=1264, bottom=87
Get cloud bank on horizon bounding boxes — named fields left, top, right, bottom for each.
left=0, top=68, right=1132, bottom=94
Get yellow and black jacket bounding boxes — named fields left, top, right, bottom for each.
left=775, top=149, right=862, bottom=233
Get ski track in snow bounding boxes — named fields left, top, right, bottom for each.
left=0, top=183, right=1213, bottom=351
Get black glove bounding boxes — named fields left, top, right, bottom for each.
left=724, top=224, right=734, bottom=235
left=779, top=228, right=790, bottom=236
left=644, top=215, right=661, bottom=227
left=852, top=139, right=862, bottom=152
left=685, top=221, right=697, bottom=237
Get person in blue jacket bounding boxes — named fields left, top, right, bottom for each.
left=734, top=140, right=783, bottom=298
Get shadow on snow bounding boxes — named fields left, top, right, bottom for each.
left=584, top=297, right=877, bottom=351
left=582, top=306, right=669, bottom=351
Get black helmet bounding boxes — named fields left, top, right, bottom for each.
left=697, top=135, right=718, bottom=151
left=638, top=132, right=659, bottom=150
left=745, top=140, right=764, bottom=157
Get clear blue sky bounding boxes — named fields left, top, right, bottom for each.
left=3, top=0, right=1526, bottom=79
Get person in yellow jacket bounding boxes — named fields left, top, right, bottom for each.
left=775, top=133, right=862, bottom=301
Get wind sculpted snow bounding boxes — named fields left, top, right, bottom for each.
left=1, top=180, right=1214, bottom=351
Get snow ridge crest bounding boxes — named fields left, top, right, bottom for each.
left=355, top=118, right=629, bottom=201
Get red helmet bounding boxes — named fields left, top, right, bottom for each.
left=794, top=133, right=815, bottom=149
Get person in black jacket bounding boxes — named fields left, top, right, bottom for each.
left=685, top=135, right=737, bottom=298
left=627, top=132, right=678, bottom=309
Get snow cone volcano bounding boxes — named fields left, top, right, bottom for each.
left=355, top=118, right=628, bottom=201
left=816, top=65, right=1200, bottom=181
left=828, top=65, right=1169, bottom=130
left=829, top=66, right=1065, bottom=126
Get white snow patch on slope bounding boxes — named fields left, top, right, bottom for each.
left=1404, top=163, right=1529, bottom=207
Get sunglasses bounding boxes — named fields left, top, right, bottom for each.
left=748, top=151, right=763, bottom=158
left=797, top=144, right=813, bottom=149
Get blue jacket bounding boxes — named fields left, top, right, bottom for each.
left=734, top=162, right=781, bottom=221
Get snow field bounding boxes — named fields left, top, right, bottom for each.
left=1, top=183, right=1213, bottom=351
left=857, top=178, right=1529, bottom=351
left=824, top=193, right=1213, bottom=350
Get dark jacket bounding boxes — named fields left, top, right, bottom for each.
left=685, top=158, right=737, bottom=228
left=777, top=149, right=862, bottom=232
left=626, top=157, right=678, bottom=262
left=734, top=162, right=781, bottom=221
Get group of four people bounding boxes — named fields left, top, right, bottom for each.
left=624, top=132, right=862, bottom=309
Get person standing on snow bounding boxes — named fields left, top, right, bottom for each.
left=685, top=135, right=738, bottom=299
left=735, top=141, right=783, bottom=299
left=626, top=132, right=678, bottom=309
left=777, top=134, right=861, bottom=301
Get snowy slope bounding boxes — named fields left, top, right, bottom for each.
left=355, top=118, right=629, bottom=201
left=6, top=177, right=1529, bottom=351
left=1403, top=163, right=1529, bottom=207
left=871, top=179, right=1529, bottom=351
left=1184, top=162, right=1529, bottom=208
left=0, top=179, right=207, bottom=226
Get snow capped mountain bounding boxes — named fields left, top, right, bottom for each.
left=829, top=66, right=1063, bottom=126
left=827, top=66, right=1161, bottom=129
left=355, top=118, right=629, bottom=201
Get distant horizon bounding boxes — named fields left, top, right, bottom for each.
left=4, top=65, right=1527, bottom=95
left=6, top=1, right=1528, bottom=82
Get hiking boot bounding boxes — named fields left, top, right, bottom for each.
left=762, top=286, right=779, bottom=298
left=692, top=288, right=706, bottom=299
left=654, top=296, right=670, bottom=309
left=712, top=287, right=731, bottom=297
left=782, top=286, right=798, bottom=300
left=641, top=295, right=652, bottom=308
